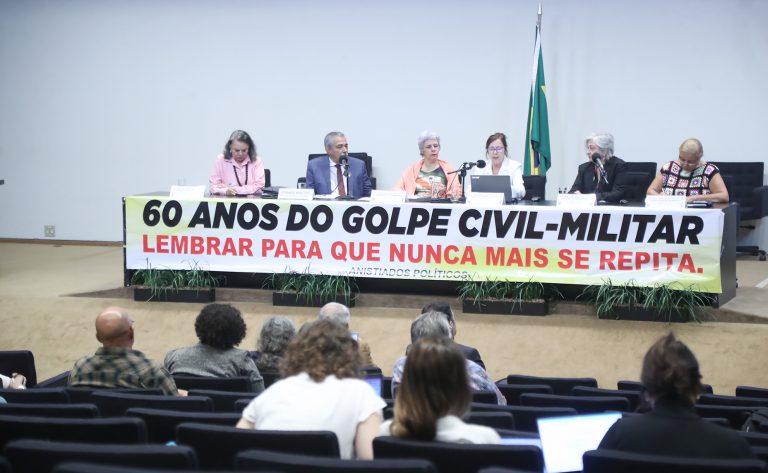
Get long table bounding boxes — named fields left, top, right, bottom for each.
left=123, top=194, right=737, bottom=306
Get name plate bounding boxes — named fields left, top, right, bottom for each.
left=370, top=190, right=407, bottom=204
left=278, top=188, right=315, bottom=201
left=170, top=185, right=205, bottom=199
left=466, top=192, right=505, bottom=206
left=556, top=193, right=596, bottom=209
left=645, top=195, right=686, bottom=209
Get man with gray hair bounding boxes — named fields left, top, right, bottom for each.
left=305, top=131, right=372, bottom=198
left=569, top=132, right=627, bottom=203
left=318, top=302, right=375, bottom=367
left=390, top=311, right=505, bottom=404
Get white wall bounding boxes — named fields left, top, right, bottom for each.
left=1, top=0, right=767, bottom=245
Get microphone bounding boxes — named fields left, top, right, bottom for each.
left=447, top=160, right=487, bottom=174
left=591, top=153, right=609, bottom=185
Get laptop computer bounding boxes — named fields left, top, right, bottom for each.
left=535, top=412, right=622, bottom=473
left=470, top=175, right=515, bottom=203
left=363, top=373, right=383, bottom=396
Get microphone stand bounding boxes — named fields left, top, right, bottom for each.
left=337, top=158, right=356, bottom=200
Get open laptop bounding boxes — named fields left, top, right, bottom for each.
left=535, top=412, right=622, bottom=473
left=470, top=175, right=515, bottom=203
left=363, top=373, right=383, bottom=396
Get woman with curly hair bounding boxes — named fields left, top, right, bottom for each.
left=164, top=303, right=264, bottom=393
left=237, top=319, right=385, bottom=459
left=250, top=316, right=296, bottom=373
left=598, top=332, right=754, bottom=459
left=380, top=336, right=500, bottom=443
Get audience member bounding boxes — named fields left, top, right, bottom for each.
left=68, top=306, right=180, bottom=395
left=391, top=312, right=505, bottom=404
left=165, top=303, right=264, bottom=393
left=250, top=316, right=296, bottom=373
left=1, top=372, right=26, bottom=389
left=305, top=131, right=372, bottom=198
left=393, top=131, right=461, bottom=198
left=646, top=138, right=729, bottom=203
left=318, top=302, right=376, bottom=368
left=598, top=332, right=755, bottom=459
left=381, top=336, right=501, bottom=443
left=422, top=301, right=485, bottom=369
left=209, top=129, right=266, bottom=196
left=569, top=133, right=626, bottom=203
left=237, top=319, right=385, bottom=459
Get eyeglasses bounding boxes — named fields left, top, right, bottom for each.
left=488, top=147, right=504, bottom=153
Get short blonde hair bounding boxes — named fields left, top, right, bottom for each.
left=679, top=138, right=703, bottom=159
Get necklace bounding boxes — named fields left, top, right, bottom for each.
left=233, top=162, right=249, bottom=186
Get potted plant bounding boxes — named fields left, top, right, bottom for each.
left=131, top=261, right=222, bottom=303
left=458, top=278, right=557, bottom=316
left=579, top=280, right=711, bottom=323
left=266, top=270, right=358, bottom=308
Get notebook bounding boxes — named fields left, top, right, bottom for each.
left=536, top=412, right=622, bottom=473
left=470, top=175, right=514, bottom=203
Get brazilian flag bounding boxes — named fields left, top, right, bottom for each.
left=523, top=8, right=551, bottom=176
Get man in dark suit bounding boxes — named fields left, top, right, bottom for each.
left=569, top=132, right=627, bottom=203
left=421, top=301, right=486, bottom=370
left=305, top=131, right=372, bottom=198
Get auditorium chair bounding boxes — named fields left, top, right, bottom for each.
left=622, top=161, right=657, bottom=202
left=464, top=411, right=515, bottom=430
left=0, top=402, right=100, bottom=418
left=187, top=388, right=257, bottom=412
left=0, top=387, right=69, bottom=403
left=519, top=393, right=631, bottom=414
left=495, top=382, right=553, bottom=405
left=472, top=389, right=499, bottom=404
left=470, top=403, right=578, bottom=432
left=582, top=448, right=767, bottom=473
left=175, top=422, right=340, bottom=470
left=737, top=386, right=768, bottom=398
left=694, top=405, right=758, bottom=429
left=5, top=439, right=198, bottom=473
left=0, top=415, right=147, bottom=450
left=739, top=430, right=768, bottom=447
left=373, top=436, right=543, bottom=473
left=711, top=161, right=768, bottom=260
left=0, top=350, right=37, bottom=387
left=264, top=168, right=271, bottom=187
left=298, top=152, right=377, bottom=190
left=125, top=407, right=241, bottom=443
left=522, top=175, right=546, bottom=201
left=260, top=370, right=281, bottom=388
left=90, top=391, right=214, bottom=417
left=171, top=374, right=254, bottom=392
left=506, top=374, right=597, bottom=395
left=65, top=387, right=164, bottom=403
left=617, top=379, right=714, bottom=394
left=236, top=448, right=437, bottom=473
left=571, top=386, right=643, bottom=411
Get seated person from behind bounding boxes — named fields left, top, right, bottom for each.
left=380, top=336, right=500, bottom=444
left=466, top=132, right=526, bottom=200
left=569, top=133, right=626, bottom=203
left=318, top=302, right=376, bottom=368
left=1, top=372, right=26, bottom=390
left=237, top=319, right=385, bottom=459
left=393, top=131, right=461, bottom=199
left=249, top=316, right=296, bottom=373
left=305, top=131, right=372, bottom=198
left=68, top=306, right=181, bottom=396
left=598, top=332, right=755, bottom=459
left=422, top=301, right=485, bottom=370
left=165, top=303, right=264, bottom=393
left=391, top=311, right=505, bottom=405
left=646, top=137, right=729, bottom=203
left=209, top=129, right=266, bottom=196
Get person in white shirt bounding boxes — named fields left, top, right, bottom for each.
left=380, top=336, right=500, bottom=444
left=237, top=319, right=385, bottom=459
left=467, top=132, right=526, bottom=200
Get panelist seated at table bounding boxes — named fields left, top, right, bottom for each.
left=209, top=129, right=266, bottom=196
left=393, top=130, right=461, bottom=199
left=569, top=132, right=627, bottom=203
left=305, top=131, right=372, bottom=198
left=646, top=138, right=729, bottom=203
left=466, top=132, right=525, bottom=200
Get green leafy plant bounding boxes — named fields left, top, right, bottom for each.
left=264, top=268, right=358, bottom=305
left=579, top=279, right=710, bottom=322
left=131, top=261, right=222, bottom=301
left=458, top=278, right=559, bottom=306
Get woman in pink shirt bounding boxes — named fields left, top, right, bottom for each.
left=393, top=131, right=461, bottom=199
left=209, top=130, right=266, bottom=196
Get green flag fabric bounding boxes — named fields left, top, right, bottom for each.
left=523, top=20, right=551, bottom=176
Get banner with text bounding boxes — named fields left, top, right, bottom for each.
left=124, top=196, right=724, bottom=292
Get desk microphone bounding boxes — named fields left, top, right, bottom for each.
left=337, top=155, right=355, bottom=199
left=592, top=153, right=609, bottom=185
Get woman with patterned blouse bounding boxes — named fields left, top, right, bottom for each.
left=647, top=138, right=729, bottom=203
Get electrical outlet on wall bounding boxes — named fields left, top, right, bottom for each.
left=44, top=225, right=55, bottom=237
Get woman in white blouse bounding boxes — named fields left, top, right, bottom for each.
left=467, top=132, right=526, bottom=200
